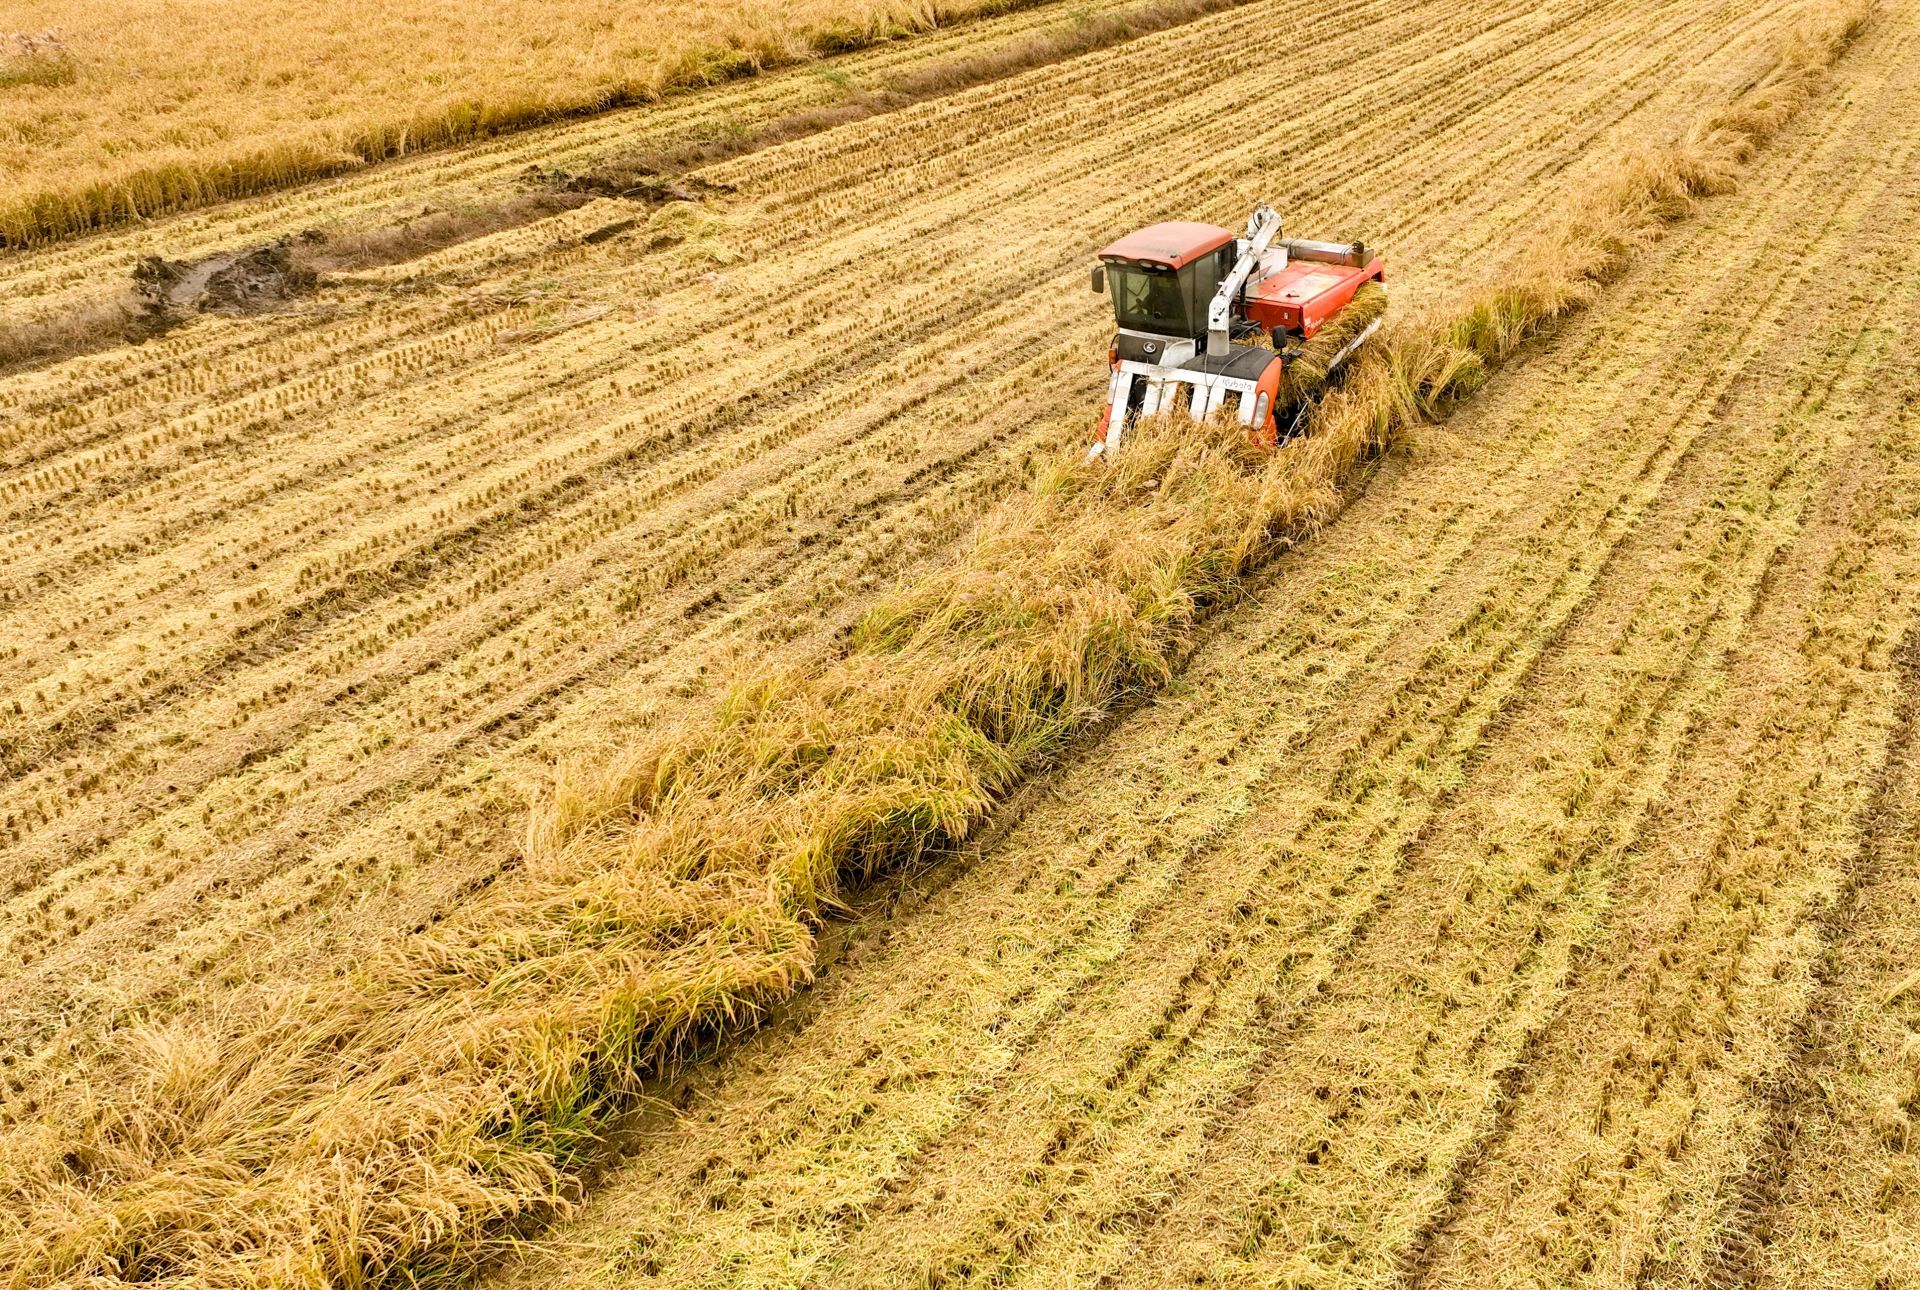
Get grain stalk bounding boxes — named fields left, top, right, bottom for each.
left=0, top=0, right=1228, bottom=248
left=0, top=5, right=1868, bottom=1286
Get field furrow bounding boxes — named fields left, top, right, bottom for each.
left=472, top=7, right=1920, bottom=1285
left=5, top=0, right=1915, bottom=1281
left=0, top=0, right=1805, bottom=1102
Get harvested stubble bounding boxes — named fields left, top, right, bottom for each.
left=0, top=6, right=1867, bottom=1284
left=0, top=7, right=1858, bottom=1282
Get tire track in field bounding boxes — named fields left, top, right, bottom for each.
left=1404, top=310, right=1904, bottom=1290
left=1105, top=393, right=1789, bottom=1290
left=472, top=17, right=1896, bottom=1282
left=583, top=244, right=1812, bottom=1282
left=740, top=46, right=1881, bottom=1277
left=1073, top=281, right=1848, bottom=1288
left=0, top=0, right=1781, bottom=1067
left=1733, top=244, right=1920, bottom=1283
left=1394, top=20, right=1920, bottom=1281
left=1192, top=88, right=1912, bottom=1290
left=1747, top=641, right=1920, bottom=1284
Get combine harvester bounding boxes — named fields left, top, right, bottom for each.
left=1090, top=204, right=1384, bottom=455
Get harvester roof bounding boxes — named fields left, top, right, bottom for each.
left=1097, top=221, right=1234, bottom=270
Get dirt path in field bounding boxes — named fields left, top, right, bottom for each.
left=482, top=8, right=1920, bottom=1286
left=0, top=0, right=1814, bottom=1112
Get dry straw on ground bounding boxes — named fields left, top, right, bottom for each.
left=0, top=5, right=1867, bottom=1285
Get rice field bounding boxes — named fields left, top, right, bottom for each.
left=1, top=0, right=1915, bottom=1283
left=0, top=0, right=1056, bottom=246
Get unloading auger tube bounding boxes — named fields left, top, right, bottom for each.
left=1089, top=205, right=1386, bottom=457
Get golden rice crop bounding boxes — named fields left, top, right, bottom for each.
left=0, top=6, right=1865, bottom=1285
left=0, top=0, right=1047, bottom=248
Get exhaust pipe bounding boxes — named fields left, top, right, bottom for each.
left=1277, top=237, right=1370, bottom=268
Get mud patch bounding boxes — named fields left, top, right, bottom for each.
left=4, top=240, right=320, bottom=376
left=2, top=194, right=611, bottom=376
left=133, top=240, right=316, bottom=318
left=523, top=163, right=734, bottom=206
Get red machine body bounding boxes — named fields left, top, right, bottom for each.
left=1089, top=205, right=1386, bottom=457
left=1097, top=221, right=1236, bottom=269
left=1242, top=255, right=1387, bottom=338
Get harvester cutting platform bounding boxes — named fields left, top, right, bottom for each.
left=1091, top=205, right=1385, bottom=455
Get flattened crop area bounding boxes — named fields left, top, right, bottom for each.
left=0, top=0, right=1814, bottom=1102
left=483, top=7, right=1920, bottom=1287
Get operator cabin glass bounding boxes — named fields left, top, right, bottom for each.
left=1106, top=245, right=1234, bottom=338
left=1108, top=265, right=1188, bottom=333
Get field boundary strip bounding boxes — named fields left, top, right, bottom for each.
left=0, top=5, right=1871, bottom=1286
